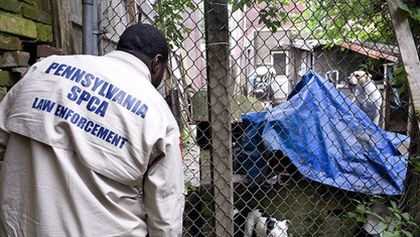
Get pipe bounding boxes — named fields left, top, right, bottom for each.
left=93, top=0, right=99, bottom=56
left=82, top=0, right=95, bottom=54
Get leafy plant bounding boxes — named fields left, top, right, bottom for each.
left=399, top=3, right=420, bottom=23
left=384, top=201, right=416, bottom=237
left=390, top=66, right=408, bottom=96
left=347, top=197, right=386, bottom=225
left=347, top=197, right=417, bottom=237
left=408, top=155, right=420, bottom=172
left=398, top=2, right=420, bottom=48
left=153, top=0, right=197, bottom=49
left=185, top=181, right=199, bottom=193
left=292, top=0, right=395, bottom=44
left=230, top=0, right=290, bottom=32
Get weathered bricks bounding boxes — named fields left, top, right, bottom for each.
left=0, top=51, right=30, bottom=68
left=0, top=12, right=37, bottom=38
left=0, top=33, right=21, bottom=50
left=22, top=4, right=51, bottom=24
left=0, top=0, right=22, bottom=14
left=0, top=0, right=60, bottom=92
left=37, top=45, right=64, bottom=58
left=0, top=70, right=20, bottom=86
left=36, top=23, right=53, bottom=42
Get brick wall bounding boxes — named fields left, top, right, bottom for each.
left=0, top=0, right=63, bottom=167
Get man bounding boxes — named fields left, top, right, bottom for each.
left=0, top=23, right=184, bottom=236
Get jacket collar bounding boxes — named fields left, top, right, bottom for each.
left=104, top=50, right=151, bottom=82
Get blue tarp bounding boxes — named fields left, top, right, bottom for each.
left=241, top=71, right=408, bottom=195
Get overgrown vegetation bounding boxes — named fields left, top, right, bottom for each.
left=230, top=0, right=290, bottom=32
left=295, top=1, right=393, bottom=44
left=409, top=155, right=420, bottom=173
left=391, top=66, right=409, bottom=96
left=347, top=197, right=417, bottom=237
left=399, top=2, right=420, bottom=47
left=153, top=0, right=196, bottom=49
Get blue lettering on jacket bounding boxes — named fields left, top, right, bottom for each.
left=54, top=103, right=128, bottom=149
left=67, top=86, right=109, bottom=117
left=32, top=97, right=56, bottom=112
left=45, top=62, right=149, bottom=119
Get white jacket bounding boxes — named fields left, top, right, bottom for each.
left=0, top=51, right=185, bottom=237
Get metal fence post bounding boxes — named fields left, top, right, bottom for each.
left=204, top=0, right=234, bottom=236
left=83, top=0, right=95, bottom=55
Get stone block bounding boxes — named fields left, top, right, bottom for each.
left=36, top=23, right=53, bottom=42
left=22, top=4, right=51, bottom=24
left=0, top=0, right=22, bottom=13
left=0, top=33, right=21, bottom=50
left=0, top=70, right=20, bottom=86
left=37, top=44, right=63, bottom=58
left=0, top=12, right=37, bottom=38
left=11, top=67, right=28, bottom=77
left=0, top=51, right=30, bottom=68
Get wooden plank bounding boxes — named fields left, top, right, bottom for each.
left=49, top=0, right=73, bottom=54
left=387, top=0, right=420, bottom=225
left=387, top=0, right=420, bottom=121
left=204, top=0, right=234, bottom=236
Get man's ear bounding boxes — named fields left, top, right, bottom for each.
left=151, top=54, right=163, bottom=73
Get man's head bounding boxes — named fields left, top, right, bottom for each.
left=117, top=23, right=169, bottom=88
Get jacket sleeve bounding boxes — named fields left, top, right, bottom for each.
left=143, top=128, right=185, bottom=237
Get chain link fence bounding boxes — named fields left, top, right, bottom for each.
left=98, top=0, right=420, bottom=236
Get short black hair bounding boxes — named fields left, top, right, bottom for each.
left=117, top=23, right=169, bottom=63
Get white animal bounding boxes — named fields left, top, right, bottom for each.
left=348, top=71, right=383, bottom=125
left=244, top=209, right=290, bottom=237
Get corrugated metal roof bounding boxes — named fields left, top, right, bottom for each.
left=340, top=42, right=399, bottom=62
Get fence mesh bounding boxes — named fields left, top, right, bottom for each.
left=99, top=0, right=419, bottom=236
